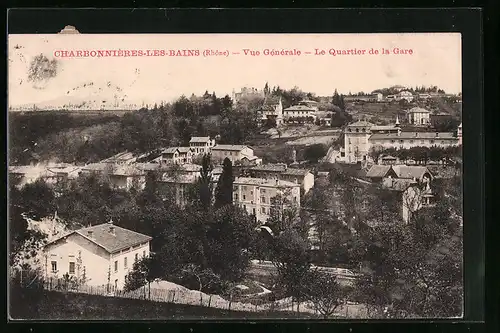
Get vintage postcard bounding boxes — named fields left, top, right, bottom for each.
left=8, top=31, right=463, bottom=320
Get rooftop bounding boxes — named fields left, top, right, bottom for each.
left=189, top=136, right=211, bottom=143
left=100, top=151, right=136, bottom=163
left=407, top=107, right=431, bottom=114
left=366, top=165, right=392, bottom=178
left=234, top=177, right=300, bottom=188
left=282, top=168, right=311, bottom=176
left=162, top=147, right=193, bottom=154
left=347, top=120, right=375, bottom=128
left=284, top=105, right=317, bottom=111
left=47, top=223, right=152, bottom=254
left=212, top=145, right=251, bottom=151
left=250, top=164, right=287, bottom=173
left=369, top=132, right=457, bottom=140
left=392, top=165, right=432, bottom=180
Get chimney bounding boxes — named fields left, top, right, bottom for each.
left=397, top=128, right=401, bottom=136
left=275, top=179, right=279, bottom=186
left=435, top=132, right=439, bottom=137
left=87, top=230, right=93, bottom=238
left=109, top=226, right=115, bottom=235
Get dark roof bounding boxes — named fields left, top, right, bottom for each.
left=284, top=105, right=316, bottom=111
left=250, top=164, right=287, bottom=172
left=47, top=223, right=152, bottom=254
left=189, top=136, right=211, bottom=143
left=347, top=121, right=374, bottom=128
left=163, top=147, right=193, bottom=154
left=212, top=145, right=251, bottom=151
left=282, top=168, right=311, bottom=176
left=366, top=165, right=392, bottom=178
left=369, top=132, right=458, bottom=140
left=392, top=165, right=433, bottom=180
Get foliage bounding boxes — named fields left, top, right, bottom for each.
left=9, top=180, right=54, bottom=266
left=214, top=158, right=234, bottom=209
left=303, top=144, right=327, bottom=163
left=307, top=272, right=345, bottom=318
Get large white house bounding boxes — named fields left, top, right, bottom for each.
left=159, top=147, right=194, bottom=165
left=247, top=164, right=315, bottom=194
left=407, top=107, right=431, bottom=125
left=233, top=177, right=301, bottom=223
left=189, top=137, right=215, bottom=155
left=211, top=145, right=257, bottom=164
left=43, top=223, right=152, bottom=290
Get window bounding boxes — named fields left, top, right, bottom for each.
left=441, top=140, right=445, bottom=144
left=253, top=208, right=256, bottom=215
left=410, top=140, right=414, bottom=143
left=430, top=140, right=435, bottom=144
left=261, top=196, right=266, bottom=203
left=143, top=250, right=146, bottom=257
left=261, top=207, right=266, bottom=214
left=124, top=257, right=128, bottom=269
left=421, top=140, right=425, bottom=144
left=51, top=261, right=57, bottom=272
left=69, top=262, right=75, bottom=274
left=135, top=253, right=138, bottom=262
left=391, top=140, right=395, bottom=143
left=243, top=195, right=246, bottom=200
left=399, top=140, right=403, bottom=143
left=114, top=261, right=118, bottom=272
left=234, top=193, right=238, bottom=200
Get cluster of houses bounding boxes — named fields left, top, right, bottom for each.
left=259, top=97, right=332, bottom=126
left=343, top=90, right=460, bottom=104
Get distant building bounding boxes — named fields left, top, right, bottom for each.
left=159, top=147, right=194, bottom=165
left=233, top=177, right=301, bottom=223
left=189, top=137, right=215, bottom=155
left=283, top=102, right=318, bottom=123
left=232, top=87, right=265, bottom=104
left=211, top=145, right=256, bottom=164
left=259, top=97, right=284, bottom=126
left=417, top=93, right=432, bottom=100
left=344, top=93, right=383, bottom=102
left=107, top=165, right=146, bottom=190
left=43, top=222, right=151, bottom=290
left=407, top=107, right=431, bottom=125
left=397, top=91, right=414, bottom=102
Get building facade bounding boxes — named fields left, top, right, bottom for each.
left=248, top=164, right=315, bottom=194
left=233, top=177, right=301, bottom=223
left=211, top=145, right=256, bottom=164
left=189, top=137, right=215, bottom=155
left=159, top=147, right=194, bottom=165
left=43, top=223, right=151, bottom=290
left=407, top=107, right=431, bottom=125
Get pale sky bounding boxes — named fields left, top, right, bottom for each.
left=8, top=33, right=461, bottom=107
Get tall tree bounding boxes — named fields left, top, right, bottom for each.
left=214, top=157, right=234, bottom=209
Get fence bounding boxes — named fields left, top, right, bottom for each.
left=38, top=277, right=365, bottom=318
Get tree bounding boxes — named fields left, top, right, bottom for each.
left=195, top=154, right=213, bottom=211
left=271, top=228, right=315, bottom=313
left=304, top=144, right=327, bottom=163
left=214, top=157, right=234, bottom=209
left=307, top=272, right=346, bottom=318
left=9, top=180, right=54, bottom=266
left=124, top=254, right=162, bottom=299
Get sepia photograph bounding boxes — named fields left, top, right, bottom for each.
left=8, top=31, right=463, bottom=320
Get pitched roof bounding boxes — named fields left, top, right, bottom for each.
left=46, top=223, right=152, bottom=254
left=234, top=177, right=300, bottom=188
left=282, top=168, right=311, bottom=176
left=81, top=163, right=108, bottom=172
left=347, top=120, right=374, bottom=128
left=284, top=105, right=316, bottom=111
left=250, top=164, right=287, bottom=173
left=391, top=165, right=432, bottom=180
left=189, top=136, right=211, bottom=143
left=407, top=107, right=431, bottom=114
left=369, top=132, right=458, bottom=140
left=366, top=165, right=392, bottom=178
left=212, top=145, right=251, bottom=151
left=162, top=147, right=193, bottom=154
left=100, top=151, right=136, bottom=163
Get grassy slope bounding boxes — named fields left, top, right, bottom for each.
left=9, top=288, right=314, bottom=320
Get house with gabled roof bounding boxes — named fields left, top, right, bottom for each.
left=247, top=163, right=315, bottom=194
left=43, top=222, right=151, bottom=290
left=189, top=136, right=215, bottom=155
left=211, top=145, right=255, bottom=164
left=159, top=147, right=194, bottom=165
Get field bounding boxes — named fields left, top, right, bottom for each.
left=9, top=287, right=315, bottom=320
